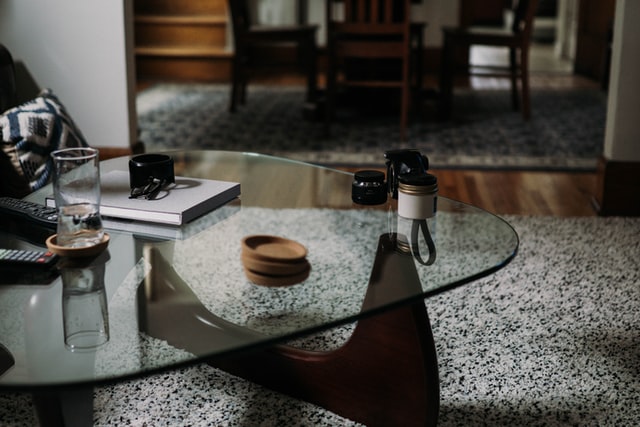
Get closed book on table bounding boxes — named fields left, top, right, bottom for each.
left=46, top=170, right=240, bottom=226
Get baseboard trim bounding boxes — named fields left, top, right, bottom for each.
left=593, top=155, right=640, bottom=216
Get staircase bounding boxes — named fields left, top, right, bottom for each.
left=134, top=0, right=231, bottom=82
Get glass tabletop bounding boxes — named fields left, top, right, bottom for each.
left=0, top=150, right=518, bottom=389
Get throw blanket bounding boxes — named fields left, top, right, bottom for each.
left=0, top=89, right=88, bottom=193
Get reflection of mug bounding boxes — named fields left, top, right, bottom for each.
left=61, top=252, right=110, bottom=352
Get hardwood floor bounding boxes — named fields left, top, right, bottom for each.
left=432, top=169, right=597, bottom=217
left=336, top=167, right=597, bottom=217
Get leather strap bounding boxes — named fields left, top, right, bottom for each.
left=410, top=219, right=436, bottom=266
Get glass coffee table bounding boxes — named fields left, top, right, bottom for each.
left=0, top=151, right=518, bottom=426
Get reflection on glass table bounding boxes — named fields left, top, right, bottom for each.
left=0, top=151, right=518, bottom=426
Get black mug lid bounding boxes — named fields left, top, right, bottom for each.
left=354, top=170, right=385, bottom=184
left=398, top=173, right=437, bottom=187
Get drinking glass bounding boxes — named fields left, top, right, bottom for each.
left=51, top=147, right=104, bottom=248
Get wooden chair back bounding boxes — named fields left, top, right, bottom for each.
left=227, top=0, right=318, bottom=112
left=328, top=0, right=412, bottom=60
left=326, top=0, right=415, bottom=140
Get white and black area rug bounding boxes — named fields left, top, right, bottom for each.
left=136, top=84, right=607, bottom=171
left=2, top=215, right=638, bottom=426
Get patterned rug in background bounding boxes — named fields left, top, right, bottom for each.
left=137, top=83, right=607, bottom=170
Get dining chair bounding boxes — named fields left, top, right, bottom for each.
left=438, top=0, right=540, bottom=120
left=325, top=0, right=424, bottom=141
left=227, top=0, right=318, bottom=113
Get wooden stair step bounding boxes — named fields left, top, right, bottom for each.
left=134, top=0, right=227, bottom=16
left=135, top=14, right=228, bottom=47
left=135, top=14, right=227, bottom=25
left=136, top=56, right=231, bottom=82
left=135, top=46, right=231, bottom=58
left=133, top=0, right=231, bottom=82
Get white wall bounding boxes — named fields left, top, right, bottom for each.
left=555, top=0, right=578, bottom=61
left=413, top=0, right=459, bottom=47
left=0, top=0, right=136, bottom=150
left=604, top=0, right=640, bottom=162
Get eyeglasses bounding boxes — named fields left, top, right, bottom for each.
left=129, top=177, right=167, bottom=200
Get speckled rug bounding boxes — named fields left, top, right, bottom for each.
left=136, top=84, right=607, bottom=171
left=1, top=215, right=638, bottom=426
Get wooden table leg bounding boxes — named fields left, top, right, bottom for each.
left=211, top=299, right=439, bottom=426
left=210, top=233, right=440, bottom=426
left=140, top=233, right=440, bottom=426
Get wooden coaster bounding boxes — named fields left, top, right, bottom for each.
left=243, top=263, right=311, bottom=287
left=241, top=235, right=307, bottom=262
left=241, top=254, right=310, bottom=277
left=46, top=233, right=110, bottom=258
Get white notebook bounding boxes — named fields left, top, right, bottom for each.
left=47, top=170, right=240, bottom=226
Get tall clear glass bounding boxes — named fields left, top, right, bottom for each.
left=51, top=147, right=104, bottom=248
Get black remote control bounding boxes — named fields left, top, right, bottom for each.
left=0, top=248, right=58, bottom=268
left=0, top=197, right=58, bottom=229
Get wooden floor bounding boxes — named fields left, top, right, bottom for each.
left=337, top=166, right=597, bottom=217
left=430, top=169, right=597, bottom=216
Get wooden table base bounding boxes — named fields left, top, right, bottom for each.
left=209, top=233, right=440, bottom=426
left=143, top=233, right=441, bottom=426
left=210, top=299, right=439, bottom=426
